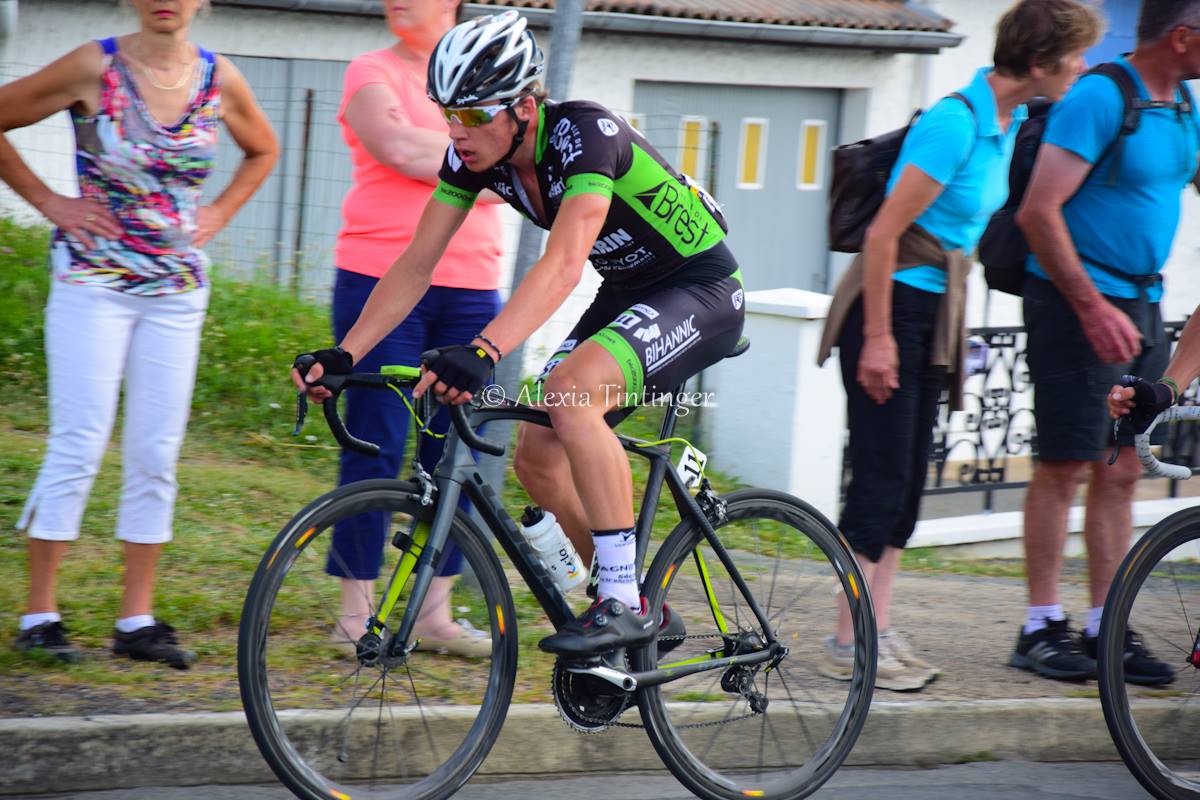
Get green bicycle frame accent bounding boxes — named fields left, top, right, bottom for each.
left=371, top=520, right=430, bottom=633
left=694, top=549, right=730, bottom=635
left=381, top=365, right=422, bottom=380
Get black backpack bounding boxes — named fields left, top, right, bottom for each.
left=979, top=62, right=1197, bottom=295
left=828, top=93, right=971, bottom=254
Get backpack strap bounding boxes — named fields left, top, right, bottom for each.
left=1088, top=62, right=1141, bottom=186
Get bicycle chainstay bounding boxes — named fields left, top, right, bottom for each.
left=565, top=632, right=766, bottom=731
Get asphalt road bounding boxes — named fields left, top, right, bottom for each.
left=24, top=761, right=1154, bottom=800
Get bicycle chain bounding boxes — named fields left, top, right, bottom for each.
left=565, top=633, right=763, bottom=732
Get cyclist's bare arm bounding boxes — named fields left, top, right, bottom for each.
left=291, top=197, right=467, bottom=399
left=480, top=192, right=609, bottom=358
left=1110, top=308, right=1200, bottom=418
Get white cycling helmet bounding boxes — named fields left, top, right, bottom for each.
left=427, top=10, right=545, bottom=108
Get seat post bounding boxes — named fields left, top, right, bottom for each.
left=658, top=387, right=685, bottom=440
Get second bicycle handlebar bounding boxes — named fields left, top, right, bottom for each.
left=1133, top=405, right=1200, bottom=480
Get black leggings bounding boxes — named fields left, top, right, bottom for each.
left=837, top=283, right=946, bottom=563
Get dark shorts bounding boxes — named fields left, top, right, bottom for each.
left=537, top=241, right=745, bottom=423
left=1023, top=274, right=1168, bottom=463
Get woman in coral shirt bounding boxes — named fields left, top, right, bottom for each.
left=328, top=0, right=504, bottom=658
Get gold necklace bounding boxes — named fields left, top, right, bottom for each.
left=132, top=40, right=195, bottom=91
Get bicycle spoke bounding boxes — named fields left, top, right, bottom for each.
left=774, top=666, right=820, bottom=756
left=406, top=663, right=442, bottom=767
left=765, top=535, right=783, bottom=624
left=385, top=672, right=413, bottom=783
left=695, top=694, right=747, bottom=764
left=371, top=670, right=388, bottom=789
left=1169, top=561, right=1195, bottom=645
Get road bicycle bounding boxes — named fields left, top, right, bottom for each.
left=1099, top=405, right=1200, bottom=800
left=238, top=342, right=876, bottom=800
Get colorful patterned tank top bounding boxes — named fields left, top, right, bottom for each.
left=50, top=36, right=220, bottom=296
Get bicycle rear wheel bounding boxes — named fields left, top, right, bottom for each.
left=1099, top=506, right=1200, bottom=800
left=238, top=479, right=517, bottom=800
left=636, top=489, right=875, bottom=800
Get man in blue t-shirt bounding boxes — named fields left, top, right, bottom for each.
left=1012, top=0, right=1200, bottom=686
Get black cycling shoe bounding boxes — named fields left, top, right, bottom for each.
left=657, top=603, right=687, bottom=656
left=539, top=598, right=656, bottom=658
left=112, top=622, right=196, bottom=670
left=1009, top=618, right=1094, bottom=681
left=14, top=621, right=84, bottom=664
left=1083, top=628, right=1175, bottom=686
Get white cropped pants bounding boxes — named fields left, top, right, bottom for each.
left=18, top=280, right=209, bottom=544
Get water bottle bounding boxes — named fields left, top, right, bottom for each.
left=519, top=506, right=587, bottom=593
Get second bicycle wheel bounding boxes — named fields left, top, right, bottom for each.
left=1099, top=506, right=1200, bottom=800
left=238, top=479, right=517, bottom=800
left=637, top=489, right=876, bottom=800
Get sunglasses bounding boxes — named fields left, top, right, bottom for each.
left=439, top=102, right=512, bottom=128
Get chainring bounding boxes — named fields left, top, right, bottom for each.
left=552, top=656, right=632, bottom=734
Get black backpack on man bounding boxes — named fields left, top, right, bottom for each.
left=977, top=62, right=1197, bottom=295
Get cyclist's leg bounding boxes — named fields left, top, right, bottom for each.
left=538, top=270, right=745, bottom=656
left=514, top=288, right=632, bottom=567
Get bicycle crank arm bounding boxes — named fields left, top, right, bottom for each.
left=566, top=644, right=779, bottom=692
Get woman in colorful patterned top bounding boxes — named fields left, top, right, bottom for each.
left=0, top=0, right=277, bottom=668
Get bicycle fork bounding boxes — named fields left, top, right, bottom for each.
left=365, top=476, right=463, bottom=661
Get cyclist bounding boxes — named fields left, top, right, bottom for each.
left=293, top=10, right=745, bottom=658
left=1109, top=309, right=1200, bottom=429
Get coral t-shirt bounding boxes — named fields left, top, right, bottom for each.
left=335, top=48, right=502, bottom=288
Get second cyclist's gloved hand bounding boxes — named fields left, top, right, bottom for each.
left=423, top=344, right=494, bottom=396
left=293, top=346, right=354, bottom=383
left=1121, top=374, right=1174, bottom=433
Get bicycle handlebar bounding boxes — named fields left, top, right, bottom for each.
left=293, top=353, right=506, bottom=458
left=1132, top=405, right=1200, bottom=480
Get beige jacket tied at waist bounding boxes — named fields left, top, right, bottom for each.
left=816, top=225, right=972, bottom=411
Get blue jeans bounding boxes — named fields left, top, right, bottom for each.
left=324, top=269, right=502, bottom=580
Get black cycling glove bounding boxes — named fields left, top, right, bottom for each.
left=424, top=344, right=494, bottom=396
left=293, top=346, right=354, bottom=382
left=1120, top=374, right=1175, bottom=434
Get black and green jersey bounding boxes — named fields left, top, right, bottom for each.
left=434, top=100, right=729, bottom=288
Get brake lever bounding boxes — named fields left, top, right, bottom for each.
left=293, top=389, right=308, bottom=436
left=1107, top=418, right=1123, bottom=466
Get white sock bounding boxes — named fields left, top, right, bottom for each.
left=20, top=612, right=61, bottom=631
left=1023, top=604, right=1065, bottom=635
left=116, top=614, right=155, bottom=634
left=593, top=528, right=639, bottom=610
left=1085, top=606, right=1104, bottom=638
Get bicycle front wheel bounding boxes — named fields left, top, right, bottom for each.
left=637, top=489, right=876, bottom=800
left=238, top=479, right=517, bottom=800
left=1099, top=506, right=1200, bottom=800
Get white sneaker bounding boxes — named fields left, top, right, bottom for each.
left=880, top=630, right=940, bottom=681
left=817, top=635, right=930, bottom=692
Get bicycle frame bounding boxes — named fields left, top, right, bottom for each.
left=359, top=387, right=780, bottom=690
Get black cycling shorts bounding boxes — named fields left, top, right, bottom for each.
left=537, top=241, right=745, bottom=423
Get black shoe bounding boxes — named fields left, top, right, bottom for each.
left=539, top=598, right=655, bottom=657
left=1083, top=628, right=1175, bottom=686
left=657, top=603, right=686, bottom=656
left=112, top=622, right=196, bottom=670
left=1009, top=618, right=1095, bottom=681
left=14, top=621, right=84, bottom=664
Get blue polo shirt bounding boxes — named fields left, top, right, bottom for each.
left=886, top=68, right=1027, bottom=294
left=1027, top=57, right=1200, bottom=302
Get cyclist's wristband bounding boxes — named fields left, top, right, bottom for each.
left=1158, top=377, right=1181, bottom=405
left=474, top=334, right=503, bottom=363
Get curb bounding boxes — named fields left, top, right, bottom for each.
left=1, top=699, right=1123, bottom=795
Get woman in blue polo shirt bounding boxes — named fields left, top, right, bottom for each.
left=818, top=0, right=1102, bottom=692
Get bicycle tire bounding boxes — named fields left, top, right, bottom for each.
left=238, top=479, right=517, bottom=800
left=636, top=489, right=876, bottom=800
left=1099, top=506, right=1200, bottom=800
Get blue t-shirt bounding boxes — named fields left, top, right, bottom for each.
left=886, top=68, right=1027, bottom=294
left=1027, top=57, right=1200, bottom=302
